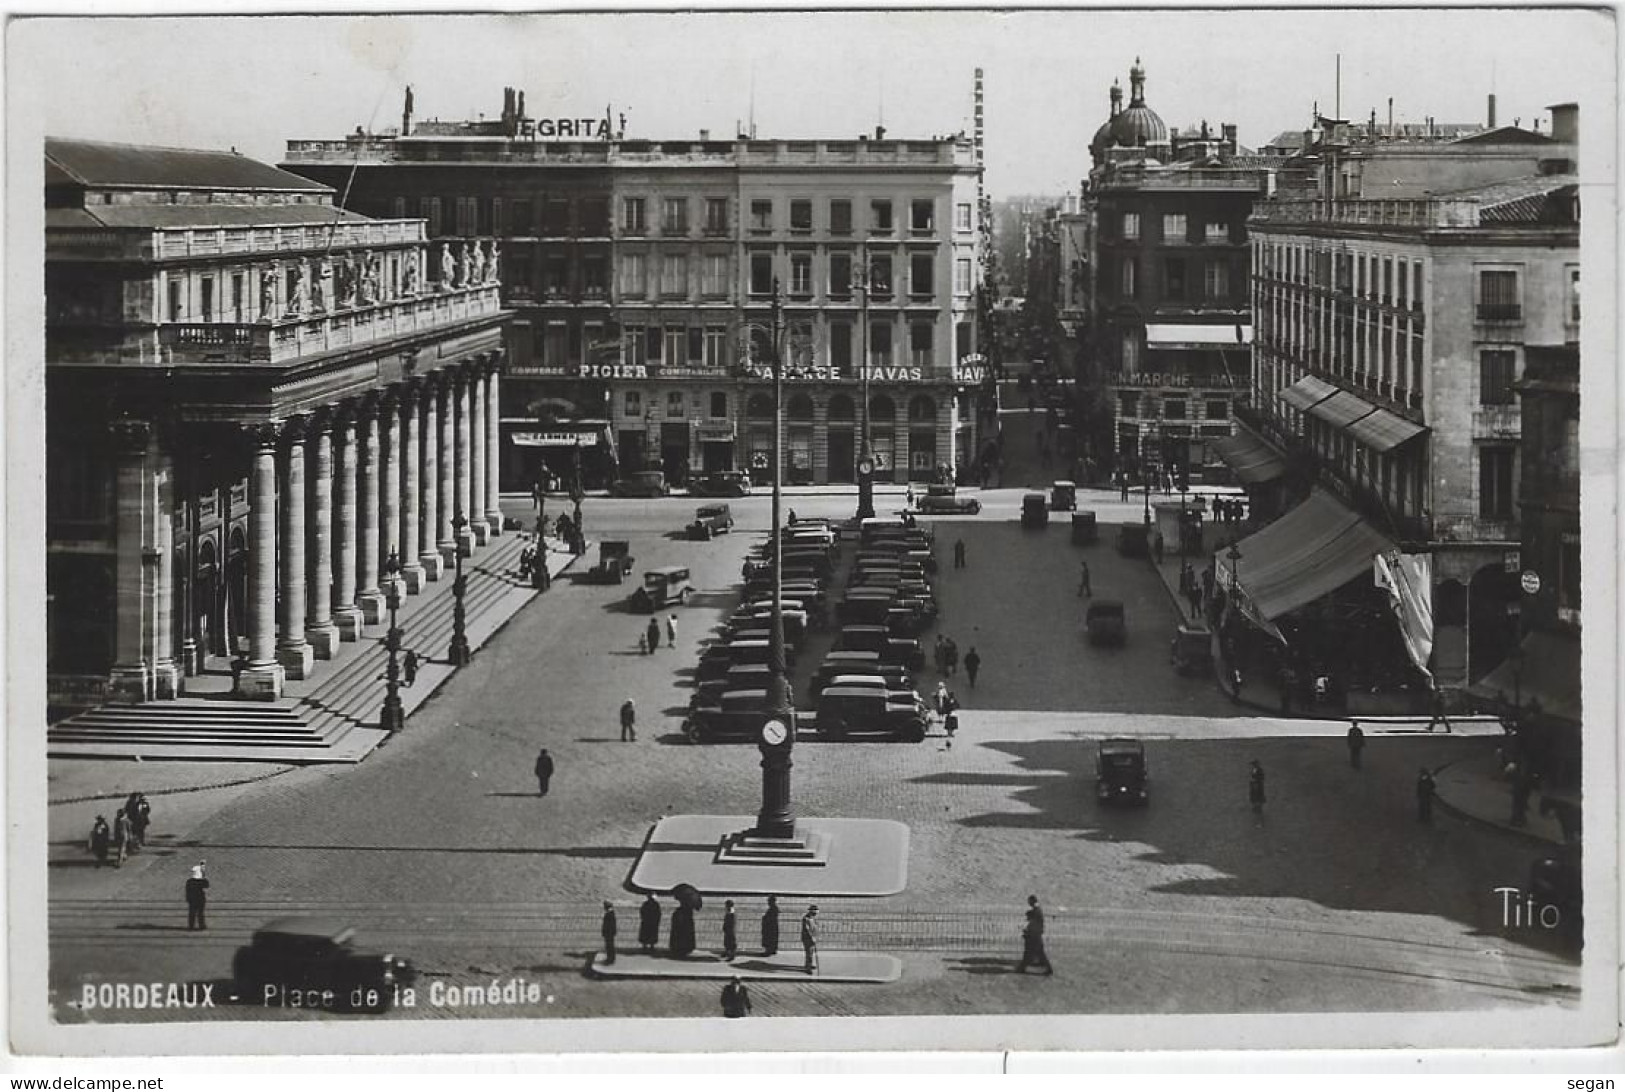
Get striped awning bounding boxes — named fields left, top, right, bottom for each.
left=1278, top=375, right=1339, bottom=411
left=1212, top=431, right=1287, bottom=484
left=1306, top=390, right=1377, bottom=428
left=1345, top=407, right=1428, bottom=452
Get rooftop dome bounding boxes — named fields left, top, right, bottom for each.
left=1110, top=57, right=1168, bottom=149
left=1089, top=79, right=1123, bottom=162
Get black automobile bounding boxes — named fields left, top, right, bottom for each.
left=832, top=625, right=926, bottom=671
left=815, top=686, right=928, bottom=742
left=1021, top=492, right=1049, bottom=528
left=1095, top=738, right=1148, bottom=805
left=689, top=471, right=751, bottom=498
left=232, top=917, right=416, bottom=1013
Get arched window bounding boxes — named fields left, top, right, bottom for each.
left=746, top=393, right=775, bottom=419
left=869, top=394, right=896, bottom=422
left=827, top=393, right=855, bottom=421
left=907, top=394, right=937, bottom=422
left=787, top=393, right=815, bottom=421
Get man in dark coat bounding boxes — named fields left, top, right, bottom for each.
left=800, top=906, right=819, bottom=975
left=963, top=647, right=982, bottom=689
left=1424, top=684, right=1453, bottom=733
left=403, top=648, right=419, bottom=687
left=1417, top=767, right=1437, bottom=822
left=89, top=816, right=110, bottom=868
left=721, top=900, right=738, bottom=960
left=1346, top=724, right=1365, bottom=769
left=646, top=617, right=661, bottom=653
left=619, top=698, right=637, bottom=742
left=670, top=903, right=696, bottom=957
left=534, top=748, right=555, bottom=796
left=185, top=862, right=209, bottom=931
left=1016, top=895, right=1053, bottom=974
left=720, top=976, right=752, bottom=1018
left=638, top=894, right=662, bottom=953
left=760, top=895, right=780, bottom=956
left=600, top=901, right=618, bottom=964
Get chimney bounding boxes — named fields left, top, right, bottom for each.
left=1487, top=93, right=1497, bottom=128
left=1548, top=102, right=1578, bottom=145
left=875, top=124, right=887, bottom=141
left=1222, top=123, right=1237, bottom=155
left=699, top=128, right=710, bottom=141
left=401, top=84, right=414, bottom=137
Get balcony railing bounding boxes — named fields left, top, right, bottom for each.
left=52, top=283, right=502, bottom=366
left=1252, top=197, right=1482, bottom=228
left=1476, top=303, right=1523, bottom=322
left=49, top=218, right=427, bottom=263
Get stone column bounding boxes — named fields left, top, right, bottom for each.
left=484, top=359, right=505, bottom=535
left=305, top=414, right=339, bottom=657
left=469, top=363, right=491, bottom=546
left=276, top=417, right=314, bottom=678
left=149, top=456, right=179, bottom=699
left=356, top=399, right=385, bottom=624
left=378, top=391, right=405, bottom=597
left=454, top=368, right=475, bottom=555
left=421, top=377, right=448, bottom=578
left=437, top=376, right=458, bottom=565
left=332, top=410, right=362, bottom=640
left=107, top=420, right=154, bottom=703
left=241, top=424, right=286, bottom=698
left=399, top=385, right=427, bottom=592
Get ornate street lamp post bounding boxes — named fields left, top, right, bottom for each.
left=448, top=515, right=473, bottom=666
left=854, top=246, right=877, bottom=520
left=755, top=279, right=796, bottom=839
left=380, top=550, right=405, bottom=732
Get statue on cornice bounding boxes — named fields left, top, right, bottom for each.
left=402, top=250, right=419, bottom=295
left=259, top=267, right=278, bottom=322
left=438, top=241, right=454, bottom=288
left=361, top=251, right=381, bottom=305
left=286, top=264, right=307, bottom=316
left=311, top=257, right=329, bottom=312
left=486, top=239, right=502, bottom=285
left=453, top=241, right=469, bottom=288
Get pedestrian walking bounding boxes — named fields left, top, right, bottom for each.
left=1119, top=475, right=1131, bottom=503
left=944, top=708, right=959, bottom=738
left=800, top=905, right=820, bottom=975
left=1248, top=760, right=1266, bottom=812
left=669, top=902, right=697, bottom=958
left=111, top=808, right=130, bottom=868
left=1186, top=585, right=1202, bottom=619
left=600, top=901, right=618, bottom=964
left=619, top=698, right=637, bottom=742
left=722, top=900, right=738, bottom=960
left=534, top=748, right=555, bottom=796
left=402, top=648, right=419, bottom=687
left=131, top=793, right=152, bottom=850
left=1424, top=684, right=1453, bottom=733
left=1416, top=768, right=1436, bottom=823
left=1077, top=561, right=1092, bottom=598
left=666, top=613, right=678, bottom=647
left=964, top=647, right=981, bottom=690
left=638, top=894, right=662, bottom=953
left=934, top=635, right=947, bottom=675
left=184, top=862, right=209, bottom=931
left=123, top=793, right=143, bottom=852
left=761, top=895, right=780, bottom=956
left=944, top=638, right=959, bottom=678
left=646, top=617, right=661, bottom=653
left=720, top=976, right=752, bottom=1018
left=1016, top=895, right=1053, bottom=974
left=1346, top=724, right=1365, bottom=769
left=88, top=815, right=110, bottom=868
left=954, top=539, right=967, bottom=569
left=638, top=632, right=648, bottom=655
left=532, top=478, right=544, bottom=511
left=934, top=680, right=949, bottom=716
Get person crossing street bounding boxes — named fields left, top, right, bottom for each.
left=1016, top=895, right=1053, bottom=974
left=964, top=647, right=981, bottom=689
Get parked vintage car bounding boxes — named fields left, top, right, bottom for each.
left=1170, top=622, right=1213, bottom=675
left=1086, top=599, right=1127, bottom=645
left=1116, top=522, right=1150, bottom=558
left=1049, top=480, right=1077, bottom=511
left=916, top=484, right=982, bottom=515
left=588, top=540, right=635, bottom=584
left=697, top=638, right=797, bottom=682
left=687, top=503, right=735, bottom=540
left=232, top=917, right=416, bottom=1013
left=610, top=470, right=670, bottom=498
left=1070, top=510, right=1099, bottom=545
left=815, top=686, right=928, bottom=742
left=832, top=625, right=926, bottom=671
left=688, top=470, right=751, bottom=498
left=1021, top=492, right=1049, bottom=528
left=683, top=689, right=773, bottom=743
left=1095, top=738, right=1148, bottom=805
left=811, top=650, right=900, bottom=694
left=630, top=566, right=693, bottom=612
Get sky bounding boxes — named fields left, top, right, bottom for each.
left=10, top=8, right=1615, bottom=197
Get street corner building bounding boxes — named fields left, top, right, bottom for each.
left=44, top=137, right=512, bottom=734
left=279, top=88, right=988, bottom=492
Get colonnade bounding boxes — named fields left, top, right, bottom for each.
left=240, top=354, right=505, bottom=697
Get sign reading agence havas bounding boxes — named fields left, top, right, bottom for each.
left=743, top=364, right=929, bottom=383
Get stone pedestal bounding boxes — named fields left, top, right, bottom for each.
left=277, top=640, right=315, bottom=680
left=334, top=607, right=363, bottom=641
left=419, top=554, right=445, bottom=582
left=239, top=662, right=285, bottom=701
left=151, top=661, right=180, bottom=700
left=306, top=623, right=340, bottom=660
left=358, top=590, right=387, bottom=626
left=401, top=563, right=427, bottom=594
left=107, top=664, right=151, bottom=704
left=472, top=521, right=491, bottom=546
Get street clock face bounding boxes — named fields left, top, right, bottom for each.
left=857, top=458, right=875, bottom=476
left=760, top=718, right=790, bottom=746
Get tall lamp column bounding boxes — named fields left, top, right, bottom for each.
left=380, top=551, right=405, bottom=731
left=756, top=279, right=796, bottom=839
left=448, top=515, right=473, bottom=666
left=855, top=247, right=876, bottom=520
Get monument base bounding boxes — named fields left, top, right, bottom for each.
left=629, top=815, right=908, bottom=897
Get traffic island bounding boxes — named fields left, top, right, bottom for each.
left=590, top=950, right=902, bottom=983
left=627, top=815, right=909, bottom=897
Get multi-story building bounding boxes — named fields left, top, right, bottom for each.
left=1245, top=104, right=1580, bottom=695
left=1080, top=60, right=1265, bottom=481
left=284, top=92, right=986, bottom=489
left=45, top=138, right=509, bottom=713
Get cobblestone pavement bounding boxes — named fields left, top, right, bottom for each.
left=47, top=504, right=1581, bottom=1025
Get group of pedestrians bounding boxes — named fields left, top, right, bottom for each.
left=600, top=894, right=819, bottom=976
left=88, top=792, right=153, bottom=869
left=517, top=540, right=552, bottom=590
left=639, top=614, right=678, bottom=655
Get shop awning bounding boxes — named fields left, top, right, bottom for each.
left=1212, top=431, right=1287, bottom=485
left=1467, top=630, right=1582, bottom=724
left=1215, top=487, right=1395, bottom=622
left=1145, top=323, right=1253, bottom=348
left=1306, top=390, right=1377, bottom=429
left=1344, top=407, right=1428, bottom=452
left=1277, top=375, right=1339, bottom=411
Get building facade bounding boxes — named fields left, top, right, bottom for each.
left=1245, top=105, right=1580, bottom=694
left=283, top=93, right=986, bottom=490
left=1078, top=61, right=1263, bottom=481
left=46, top=138, right=509, bottom=711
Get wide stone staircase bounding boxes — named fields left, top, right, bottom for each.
left=48, top=533, right=574, bottom=764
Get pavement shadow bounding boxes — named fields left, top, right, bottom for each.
left=114, top=923, right=193, bottom=932
left=945, top=956, right=1023, bottom=975
left=484, top=792, right=543, bottom=798
left=574, top=736, right=632, bottom=743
